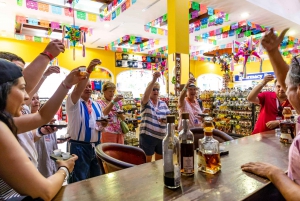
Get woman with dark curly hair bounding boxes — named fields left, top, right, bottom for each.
left=0, top=59, right=87, bottom=200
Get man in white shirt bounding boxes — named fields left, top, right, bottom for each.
left=66, top=59, right=107, bottom=183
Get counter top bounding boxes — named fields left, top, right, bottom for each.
left=53, top=131, right=289, bottom=201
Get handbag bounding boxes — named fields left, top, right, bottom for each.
left=120, top=120, right=129, bottom=134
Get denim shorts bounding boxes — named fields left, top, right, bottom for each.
left=139, top=134, right=162, bottom=156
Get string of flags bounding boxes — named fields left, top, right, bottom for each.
left=16, top=15, right=93, bottom=37
left=99, top=0, right=137, bottom=21
left=194, top=20, right=268, bottom=42
left=17, top=0, right=136, bottom=23
left=105, top=35, right=161, bottom=53
left=144, top=2, right=229, bottom=36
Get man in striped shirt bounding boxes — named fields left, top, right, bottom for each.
left=139, top=72, right=170, bottom=162
left=66, top=59, right=107, bottom=183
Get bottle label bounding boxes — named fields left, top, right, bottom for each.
left=183, top=157, right=193, bottom=173
left=174, top=164, right=180, bottom=186
left=280, top=133, right=293, bottom=143
left=198, top=152, right=206, bottom=168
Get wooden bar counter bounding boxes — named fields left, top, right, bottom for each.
left=53, top=131, right=290, bottom=201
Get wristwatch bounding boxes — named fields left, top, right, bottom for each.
left=36, top=127, right=44, bottom=138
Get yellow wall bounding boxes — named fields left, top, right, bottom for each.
left=0, top=37, right=117, bottom=81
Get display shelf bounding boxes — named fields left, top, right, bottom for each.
left=200, top=89, right=254, bottom=136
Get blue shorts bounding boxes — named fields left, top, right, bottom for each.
left=139, top=134, right=162, bottom=156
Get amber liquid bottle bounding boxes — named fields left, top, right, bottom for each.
left=198, top=116, right=221, bottom=174
left=179, top=113, right=194, bottom=176
left=280, top=107, right=296, bottom=144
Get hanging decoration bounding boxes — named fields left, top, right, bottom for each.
left=64, top=26, right=81, bottom=47
left=105, top=35, right=162, bottom=54
left=144, top=3, right=228, bottom=36
left=233, top=37, right=261, bottom=77
left=194, top=20, right=268, bottom=43
left=99, top=0, right=136, bottom=21
left=20, top=0, right=132, bottom=23
left=63, top=0, right=86, bottom=60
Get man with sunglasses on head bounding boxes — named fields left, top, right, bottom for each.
left=248, top=75, right=293, bottom=134
left=139, top=72, right=170, bottom=163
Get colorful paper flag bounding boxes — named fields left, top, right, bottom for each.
left=117, top=7, right=121, bottom=16
left=77, top=11, right=86, bottom=20
left=34, top=36, right=42, bottom=42
left=51, top=5, right=62, bottom=15
left=40, top=20, right=49, bottom=27
left=38, top=2, right=49, bottom=12
left=207, top=7, right=214, bottom=15
left=192, top=2, right=200, bottom=10
left=26, top=0, right=38, bottom=10
left=17, top=0, right=23, bottom=6
left=88, top=13, right=97, bottom=22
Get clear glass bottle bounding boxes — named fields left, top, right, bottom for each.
left=198, top=116, right=221, bottom=174
left=280, top=107, right=296, bottom=144
left=163, top=115, right=181, bottom=189
left=179, top=113, right=194, bottom=176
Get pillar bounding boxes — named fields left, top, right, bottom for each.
left=167, top=0, right=190, bottom=95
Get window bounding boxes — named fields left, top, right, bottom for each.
left=116, top=70, right=167, bottom=98
left=197, top=74, right=223, bottom=91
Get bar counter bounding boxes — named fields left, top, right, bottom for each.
left=53, top=131, right=290, bottom=201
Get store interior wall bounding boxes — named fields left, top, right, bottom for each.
left=0, top=37, right=292, bottom=87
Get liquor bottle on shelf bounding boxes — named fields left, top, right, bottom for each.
left=280, top=107, right=296, bottom=144
left=163, top=115, right=181, bottom=189
left=179, top=113, right=194, bottom=176
left=198, top=116, right=221, bottom=174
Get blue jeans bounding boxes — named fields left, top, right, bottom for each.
left=69, top=140, right=102, bottom=183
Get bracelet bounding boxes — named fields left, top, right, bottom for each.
left=40, top=51, right=54, bottom=61
left=111, top=100, right=116, bottom=105
left=62, top=81, right=72, bottom=89
left=36, top=128, right=43, bottom=137
left=183, top=87, right=187, bottom=91
left=86, top=69, right=92, bottom=74
left=58, top=167, right=70, bottom=181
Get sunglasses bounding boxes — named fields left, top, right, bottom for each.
left=153, top=88, right=160, bottom=92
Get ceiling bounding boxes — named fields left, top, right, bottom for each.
left=0, top=0, right=300, bottom=54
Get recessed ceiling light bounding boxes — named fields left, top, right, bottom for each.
left=104, top=24, right=110, bottom=28
left=289, top=30, right=296, bottom=35
left=0, top=1, right=6, bottom=7
left=241, top=12, right=249, bottom=18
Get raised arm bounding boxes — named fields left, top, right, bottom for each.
left=24, top=66, right=60, bottom=106
left=141, top=72, right=161, bottom=105
left=14, top=68, right=86, bottom=134
left=102, top=95, right=123, bottom=116
left=178, top=77, right=195, bottom=108
left=261, top=28, right=290, bottom=91
left=247, top=75, right=274, bottom=104
left=0, top=122, right=78, bottom=201
left=23, top=40, right=65, bottom=94
left=242, top=162, right=300, bottom=201
left=70, top=59, right=101, bottom=104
